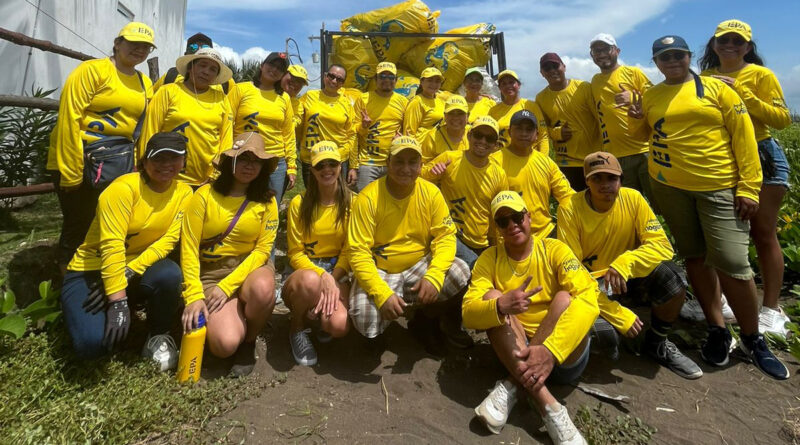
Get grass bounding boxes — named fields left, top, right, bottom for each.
left=0, top=193, right=61, bottom=283
left=574, top=403, right=657, bottom=445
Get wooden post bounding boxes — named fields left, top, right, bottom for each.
left=0, top=183, right=55, bottom=198
left=0, top=27, right=94, bottom=61
left=147, top=57, right=159, bottom=82
left=0, top=95, right=59, bottom=111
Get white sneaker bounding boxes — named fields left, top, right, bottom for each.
left=142, top=334, right=179, bottom=371
left=474, top=379, right=517, bottom=434
left=542, top=402, right=587, bottom=445
left=680, top=294, right=736, bottom=323
left=759, top=306, right=790, bottom=338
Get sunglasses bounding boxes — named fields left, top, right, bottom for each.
left=716, top=35, right=747, bottom=46
left=187, top=43, right=210, bottom=53
left=541, top=62, right=561, bottom=72
left=494, top=211, right=526, bottom=229
left=378, top=73, right=396, bottom=80
left=471, top=131, right=498, bottom=144
left=326, top=72, right=345, bottom=83
left=313, top=159, right=340, bottom=171
left=590, top=45, right=614, bottom=56
left=655, top=51, right=688, bottom=62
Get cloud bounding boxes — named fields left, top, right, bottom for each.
left=778, top=64, right=800, bottom=112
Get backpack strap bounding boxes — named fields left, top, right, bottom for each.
left=164, top=67, right=180, bottom=85
left=199, top=198, right=250, bottom=251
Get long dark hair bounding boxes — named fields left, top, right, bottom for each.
left=299, top=167, right=351, bottom=234
left=698, top=36, right=765, bottom=71
left=211, top=155, right=277, bottom=203
left=252, top=60, right=285, bottom=95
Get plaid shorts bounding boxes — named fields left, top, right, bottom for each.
left=349, top=255, right=471, bottom=338
left=626, top=261, right=687, bottom=306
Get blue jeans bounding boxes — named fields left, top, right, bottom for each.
left=61, top=258, right=183, bottom=358
left=357, top=165, right=388, bottom=192
left=269, top=158, right=288, bottom=205
left=455, top=237, right=484, bottom=269
left=758, top=137, right=790, bottom=188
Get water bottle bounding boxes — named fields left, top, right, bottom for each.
left=177, top=313, right=206, bottom=383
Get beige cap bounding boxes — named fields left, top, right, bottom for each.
left=583, top=151, right=622, bottom=179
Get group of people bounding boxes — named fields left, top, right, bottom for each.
left=45, top=17, right=792, bottom=445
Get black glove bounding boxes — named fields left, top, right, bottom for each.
left=82, top=279, right=106, bottom=315
left=103, top=298, right=130, bottom=351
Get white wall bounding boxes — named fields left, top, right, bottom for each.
left=0, top=0, right=187, bottom=97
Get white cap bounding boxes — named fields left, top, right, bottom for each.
left=590, top=33, right=617, bottom=46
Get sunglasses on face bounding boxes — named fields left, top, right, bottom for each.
left=494, top=211, right=526, bottom=229
left=472, top=131, right=498, bottom=144
left=187, top=43, right=211, bottom=53
left=378, top=73, right=396, bottom=80
left=590, top=45, right=614, bottom=56
left=313, top=160, right=340, bottom=171
left=655, top=51, right=688, bottom=62
left=541, top=63, right=561, bottom=72
left=716, top=35, right=747, bottom=46
left=326, top=72, right=345, bottom=83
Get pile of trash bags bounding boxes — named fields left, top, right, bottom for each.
left=330, top=0, right=495, bottom=98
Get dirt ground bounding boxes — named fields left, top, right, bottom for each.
left=199, top=303, right=800, bottom=445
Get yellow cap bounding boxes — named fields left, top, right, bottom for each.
left=471, top=116, right=499, bottom=135
left=497, top=69, right=519, bottom=82
left=714, top=19, right=752, bottom=42
left=420, top=67, right=444, bottom=79
left=389, top=135, right=422, bottom=156
left=376, top=61, right=397, bottom=75
left=310, top=141, right=341, bottom=166
left=491, top=191, right=527, bottom=218
left=117, top=22, right=156, bottom=48
left=287, top=65, right=309, bottom=84
left=444, top=95, right=468, bottom=113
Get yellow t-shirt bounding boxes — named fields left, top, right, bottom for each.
left=515, top=151, right=575, bottom=238
left=287, top=193, right=352, bottom=276
left=181, top=185, right=279, bottom=304
left=630, top=76, right=761, bottom=202
left=47, top=58, right=153, bottom=187
left=228, top=82, right=297, bottom=174
left=298, top=89, right=357, bottom=164
left=467, top=96, right=496, bottom=124
left=348, top=177, right=457, bottom=308
left=352, top=91, right=408, bottom=168
left=488, top=99, right=549, bottom=154
left=701, top=64, right=791, bottom=141
left=289, top=96, right=303, bottom=129
left=138, top=81, right=233, bottom=186
left=421, top=151, right=509, bottom=249
left=536, top=79, right=601, bottom=167
left=420, top=123, right=469, bottom=166
left=591, top=65, right=653, bottom=158
left=68, top=173, right=192, bottom=294
left=403, top=94, right=445, bottom=139
left=462, top=238, right=600, bottom=364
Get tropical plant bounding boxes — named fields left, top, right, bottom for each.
left=0, top=87, right=58, bottom=188
left=224, top=57, right=262, bottom=83
left=0, top=278, right=60, bottom=339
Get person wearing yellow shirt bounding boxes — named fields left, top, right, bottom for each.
left=348, top=136, right=471, bottom=356
left=536, top=53, right=601, bottom=191
left=48, top=22, right=155, bottom=267
left=699, top=20, right=793, bottom=338
left=627, top=35, right=788, bottom=380
left=349, top=62, right=408, bottom=191
left=487, top=70, right=549, bottom=154
left=61, top=132, right=191, bottom=366
left=139, top=47, right=233, bottom=187
left=460, top=67, right=496, bottom=124
left=491, top=109, right=537, bottom=191
left=466, top=191, right=597, bottom=444
left=298, top=64, right=357, bottom=188
left=281, top=64, right=309, bottom=133
left=282, top=142, right=354, bottom=366
left=150, top=33, right=234, bottom=95
left=403, top=67, right=445, bottom=139
left=180, top=132, right=280, bottom=377
left=558, top=152, right=702, bottom=379
left=419, top=95, right=470, bottom=167
left=422, top=116, right=508, bottom=267
left=589, top=33, right=654, bottom=201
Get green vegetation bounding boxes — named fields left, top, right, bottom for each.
left=0, top=279, right=60, bottom=339
left=0, top=88, right=57, bottom=188
left=575, top=404, right=657, bottom=445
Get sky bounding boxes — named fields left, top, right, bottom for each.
left=185, top=0, right=800, bottom=111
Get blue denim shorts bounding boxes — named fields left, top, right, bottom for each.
left=283, top=256, right=337, bottom=276
left=758, top=137, right=790, bottom=188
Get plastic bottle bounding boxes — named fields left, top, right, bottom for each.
left=177, top=313, right=206, bottom=383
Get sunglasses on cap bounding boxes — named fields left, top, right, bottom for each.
left=716, top=35, right=747, bottom=46
left=326, top=72, right=345, bottom=83
left=494, top=210, right=527, bottom=229
left=313, top=160, right=340, bottom=171
left=187, top=43, right=210, bottom=54
left=471, top=130, right=498, bottom=144
left=655, top=51, right=688, bottom=62
left=378, top=73, right=396, bottom=80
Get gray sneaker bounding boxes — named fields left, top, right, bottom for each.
left=290, top=329, right=317, bottom=366
left=647, top=338, right=703, bottom=380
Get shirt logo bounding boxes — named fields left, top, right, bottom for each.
left=303, top=240, right=318, bottom=256
left=563, top=258, right=581, bottom=272
left=372, top=243, right=389, bottom=260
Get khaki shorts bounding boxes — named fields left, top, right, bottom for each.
left=200, top=255, right=274, bottom=297
left=649, top=179, right=753, bottom=280
left=619, top=153, right=655, bottom=208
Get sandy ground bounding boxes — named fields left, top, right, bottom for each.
left=199, top=303, right=800, bottom=445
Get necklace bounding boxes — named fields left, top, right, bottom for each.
left=506, top=250, right=532, bottom=277
left=187, top=81, right=215, bottom=110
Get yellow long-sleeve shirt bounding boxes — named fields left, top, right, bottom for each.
left=701, top=64, right=791, bottom=141
left=352, top=91, right=408, bottom=168
left=536, top=79, right=601, bottom=167
left=491, top=147, right=532, bottom=191
left=348, top=178, right=457, bottom=308
left=181, top=185, right=279, bottom=304
left=420, top=124, right=469, bottom=166
left=557, top=188, right=674, bottom=332
left=515, top=151, right=575, bottom=238
left=462, top=238, right=600, bottom=364
left=47, top=58, right=152, bottom=187
left=591, top=66, right=652, bottom=158
left=467, top=96, right=496, bottom=124
left=488, top=99, right=549, bottom=154
left=298, top=89, right=357, bottom=164
left=287, top=193, right=352, bottom=276
left=403, top=94, right=445, bottom=139
left=421, top=151, right=508, bottom=249
left=151, top=71, right=235, bottom=94
left=138, top=82, right=233, bottom=186
left=68, top=173, right=192, bottom=294
left=630, top=76, right=762, bottom=202
left=228, top=82, right=297, bottom=174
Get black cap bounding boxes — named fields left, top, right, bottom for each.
left=263, top=52, right=289, bottom=70
left=652, top=35, right=690, bottom=58
left=144, top=132, right=187, bottom=159
left=510, top=110, right=538, bottom=127
left=186, top=33, right=212, bottom=52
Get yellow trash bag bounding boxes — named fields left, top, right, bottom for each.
left=341, top=0, right=440, bottom=63
left=393, top=69, right=420, bottom=99
left=401, top=23, right=496, bottom=92
left=331, top=25, right=378, bottom=91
